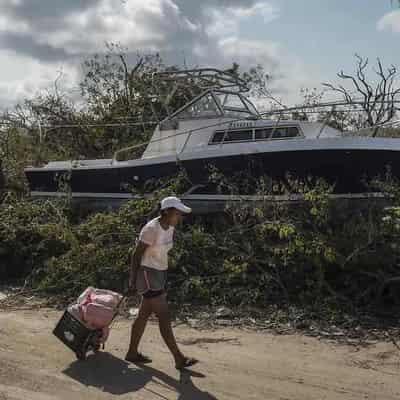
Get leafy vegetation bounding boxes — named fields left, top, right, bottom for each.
left=2, top=170, right=400, bottom=316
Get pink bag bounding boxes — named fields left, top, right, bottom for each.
left=88, top=293, right=120, bottom=309
left=77, top=287, right=122, bottom=309
left=68, top=287, right=123, bottom=331
left=82, top=302, right=115, bottom=329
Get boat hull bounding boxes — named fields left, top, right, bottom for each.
left=25, top=148, right=400, bottom=196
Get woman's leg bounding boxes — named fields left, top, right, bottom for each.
left=126, top=297, right=153, bottom=359
left=151, top=294, right=186, bottom=364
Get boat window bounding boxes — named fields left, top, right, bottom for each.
left=210, top=129, right=253, bottom=144
left=210, top=131, right=225, bottom=144
left=219, top=93, right=246, bottom=109
left=242, top=97, right=259, bottom=116
left=224, top=110, right=254, bottom=118
left=176, top=93, right=222, bottom=119
left=214, top=92, right=257, bottom=118
left=255, top=126, right=300, bottom=140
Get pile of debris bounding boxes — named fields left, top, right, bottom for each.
left=174, top=304, right=400, bottom=348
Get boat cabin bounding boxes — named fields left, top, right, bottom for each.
left=141, top=89, right=341, bottom=159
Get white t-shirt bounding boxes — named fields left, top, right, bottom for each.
left=138, top=217, right=174, bottom=271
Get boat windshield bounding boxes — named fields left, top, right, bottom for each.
left=173, top=90, right=259, bottom=120
left=214, top=92, right=258, bottom=118
left=242, top=97, right=259, bottom=116
left=176, top=93, right=222, bottom=119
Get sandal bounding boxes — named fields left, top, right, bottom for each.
left=125, top=352, right=152, bottom=364
left=175, top=357, right=199, bottom=370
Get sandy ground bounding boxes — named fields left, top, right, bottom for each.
left=1, top=309, right=400, bottom=399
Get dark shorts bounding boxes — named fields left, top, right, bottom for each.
left=136, top=266, right=167, bottom=298
left=142, top=289, right=165, bottom=299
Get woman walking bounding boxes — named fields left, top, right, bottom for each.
left=125, top=196, right=198, bottom=370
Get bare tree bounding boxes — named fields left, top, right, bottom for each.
left=242, top=64, right=286, bottom=109
left=323, top=55, right=400, bottom=136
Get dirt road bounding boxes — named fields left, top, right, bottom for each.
left=1, top=308, right=400, bottom=399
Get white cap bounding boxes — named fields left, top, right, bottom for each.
left=160, top=196, right=192, bottom=214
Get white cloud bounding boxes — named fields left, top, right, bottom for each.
left=0, top=49, right=78, bottom=109
left=210, top=35, right=322, bottom=106
left=377, top=10, right=400, bottom=33
left=0, top=15, right=29, bottom=34
left=202, top=4, right=317, bottom=106
left=231, top=2, right=279, bottom=23
left=218, top=37, right=280, bottom=64
left=0, top=0, right=317, bottom=109
left=30, top=0, right=197, bottom=55
left=206, top=2, right=278, bottom=37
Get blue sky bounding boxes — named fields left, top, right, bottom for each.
left=0, top=0, right=399, bottom=109
left=218, top=0, right=400, bottom=106
left=240, top=1, right=399, bottom=83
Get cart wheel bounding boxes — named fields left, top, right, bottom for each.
left=93, top=343, right=101, bottom=353
left=76, top=350, right=86, bottom=361
left=76, top=339, right=91, bottom=360
left=92, top=330, right=103, bottom=353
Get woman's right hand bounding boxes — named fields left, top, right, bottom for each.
left=128, top=241, right=148, bottom=296
left=128, top=270, right=137, bottom=296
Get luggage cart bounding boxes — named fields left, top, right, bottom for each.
left=53, top=296, right=125, bottom=360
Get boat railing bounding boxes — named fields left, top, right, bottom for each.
left=219, top=120, right=234, bottom=146
left=342, top=118, right=400, bottom=136
left=180, top=128, right=194, bottom=155
left=112, top=112, right=400, bottom=163
left=112, top=108, right=299, bottom=162
left=111, top=117, right=251, bottom=163
left=35, top=97, right=386, bottom=164
left=260, top=99, right=400, bottom=116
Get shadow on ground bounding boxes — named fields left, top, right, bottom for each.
left=63, top=352, right=218, bottom=399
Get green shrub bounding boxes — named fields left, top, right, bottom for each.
left=0, top=196, right=73, bottom=280
left=2, top=175, right=400, bottom=311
